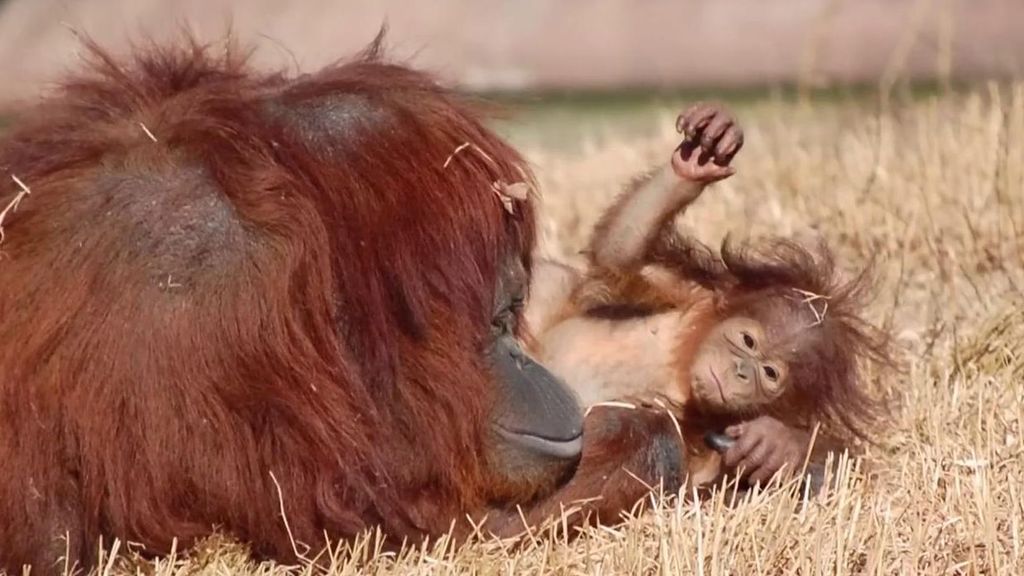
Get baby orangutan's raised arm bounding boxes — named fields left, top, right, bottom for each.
left=524, top=104, right=741, bottom=336
left=526, top=103, right=892, bottom=491
left=589, top=103, right=742, bottom=274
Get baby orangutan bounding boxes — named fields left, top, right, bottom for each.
left=525, top=103, right=891, bottom=489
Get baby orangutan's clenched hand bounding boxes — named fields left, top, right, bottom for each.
left=671, top=102, right=744, bottom=184
left=722, top=415, right=813, bottom=485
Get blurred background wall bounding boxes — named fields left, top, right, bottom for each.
left=0, top=0, right=1021, bottom=108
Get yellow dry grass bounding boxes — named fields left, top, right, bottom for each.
left=65, top=84, right=1024, bottom=575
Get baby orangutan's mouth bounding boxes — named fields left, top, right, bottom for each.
left=708, top=368, right=728, bottom=404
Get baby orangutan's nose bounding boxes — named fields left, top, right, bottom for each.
left=734, top=357, right=754, bottom=382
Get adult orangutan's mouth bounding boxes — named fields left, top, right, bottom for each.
left=708, top=368, right=727, bottom=404
left=495, top=425, right=584, bottom=460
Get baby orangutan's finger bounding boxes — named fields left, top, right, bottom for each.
left=697, top=147, right=715, bottom=166
left=737, top=440, right=772, bottom=474
left=677, top=103, right=718, bottom=139
left=700, top=113, right=733, bottom=154
left=723, top=428, right=762, bottom=468
left=725, top=423, right=745, bottom=438
left=748, top=452, right=787, bottom=484
left=677, top=139, right=700, bottom=162
left=714, top=126, right=745, bottom=165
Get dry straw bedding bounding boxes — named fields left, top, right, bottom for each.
left=49, top=85, right=1024, bottom=575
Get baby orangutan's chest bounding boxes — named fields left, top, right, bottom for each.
left=535, top=312, right=688, bottom=408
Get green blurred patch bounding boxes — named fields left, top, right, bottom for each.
left=483, top=80, right=951, bottom=153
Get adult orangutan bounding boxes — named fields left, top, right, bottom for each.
left=0, top=34, right=690, bottom=574
left=526, top=103, right=893, bottom=491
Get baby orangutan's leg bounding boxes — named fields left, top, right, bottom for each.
left=523, top=259, right=585, bottom=337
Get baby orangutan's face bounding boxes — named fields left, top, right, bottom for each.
left=690, top=316, right=789, bottom=413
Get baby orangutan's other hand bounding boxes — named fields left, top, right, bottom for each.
left=722, top=415, right=811, bottom=485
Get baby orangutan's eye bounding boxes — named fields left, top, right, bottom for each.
left=741, top=332, right=756, bottom=350
left=760, top=363, right=785, bottom=395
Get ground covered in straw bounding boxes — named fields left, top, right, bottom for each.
left=70, top=84, right=1024, bottom=575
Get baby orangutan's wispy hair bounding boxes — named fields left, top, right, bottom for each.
left=655, top=233, right=896, bottom=444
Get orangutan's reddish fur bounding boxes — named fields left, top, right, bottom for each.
left=0, top=33, right=692, bottom=574
left=0, top=33, right=538, bottom=567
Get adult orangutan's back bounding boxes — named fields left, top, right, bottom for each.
left=0, top=33, right=584, bottom=572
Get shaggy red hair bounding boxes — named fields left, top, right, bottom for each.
left=0, top=31, right=542, bottom=571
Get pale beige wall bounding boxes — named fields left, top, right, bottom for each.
left=0, top=0, right=1021, bottom=106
